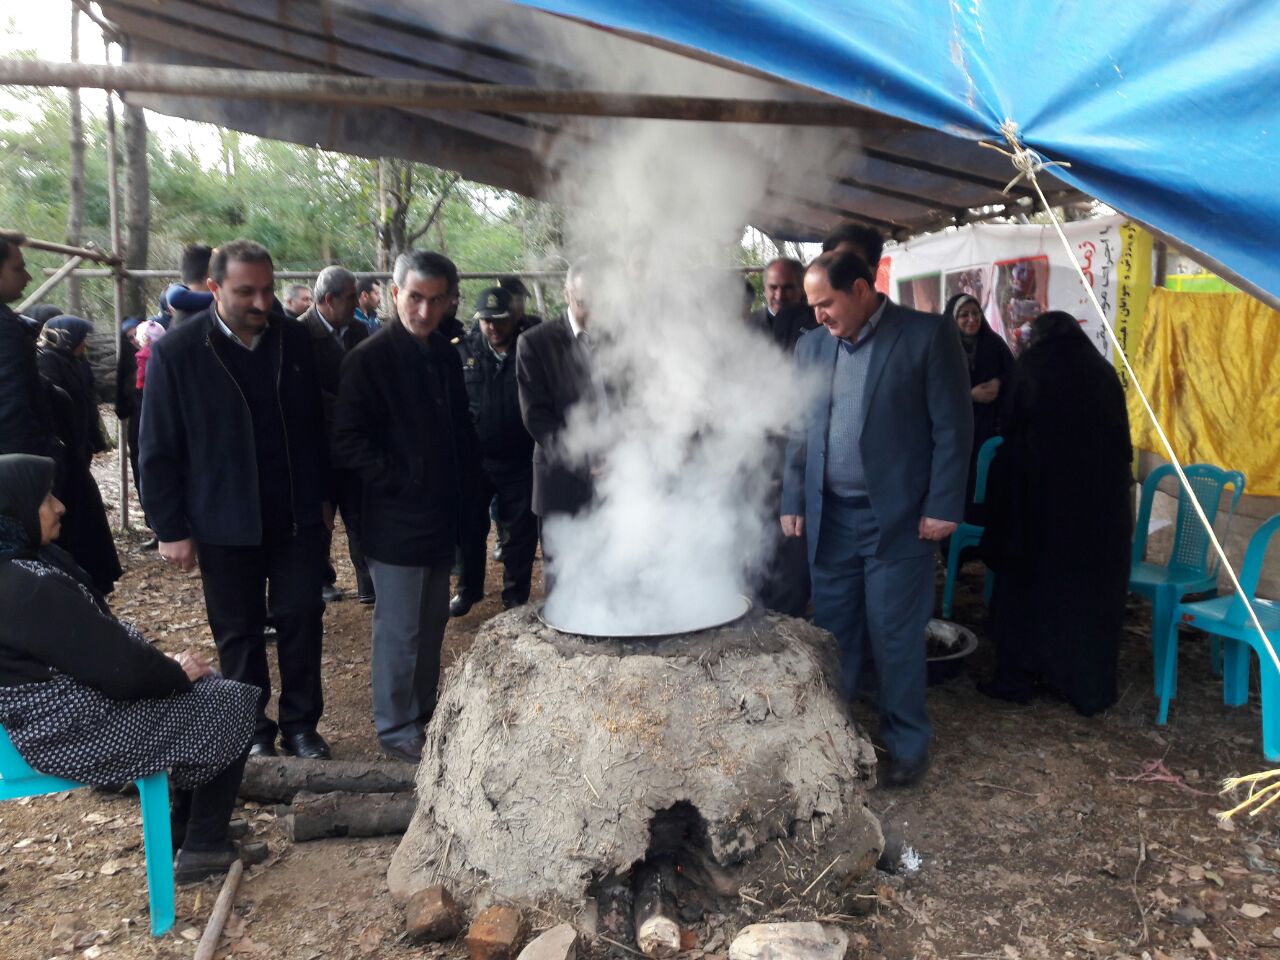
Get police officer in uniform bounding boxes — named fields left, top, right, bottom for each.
left=450, top=287, right=538, bottom=615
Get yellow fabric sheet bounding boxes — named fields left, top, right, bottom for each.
left=1128, top=288, right=1280, bottom=496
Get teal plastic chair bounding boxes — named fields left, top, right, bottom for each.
left=1159, top=514, right=1280, bottom=758
left=1131, top=463, right=1246, bottom=702
left=941, top=435, right=1003, bottom=619
left=0, top=725, right=175, bottom=936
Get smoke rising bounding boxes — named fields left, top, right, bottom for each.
left=539, top=112, right=844, bottom=636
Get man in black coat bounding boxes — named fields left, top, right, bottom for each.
left=332, top=250, right=478, bottom=763
left=516, top=260, right=601, bottom=598
left=451, top=287, right=538, bottom=616
left=0, top=240, right=59, bottom=461
left=750, top=257, right=805, bottom=339
left=297, top=266, right=371, bottom=604
left=139, top=239, right=331, bottom=760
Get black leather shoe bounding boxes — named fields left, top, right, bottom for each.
left=380, top=738, right=424, bottom=763
left=883, top=754, right=930, bottom=789
left=174, top=844, right=238, bottom=884
left=322, top=583, right=345, bottom=603
left=142, top=537, right=159, bottom=551
left=280, top=730, right=331, bottom=760
left=358, top=592, right=376, bottom=605
left=249, top=738, right=277, bottom=758
left=449, top=594, right=476, bottom=618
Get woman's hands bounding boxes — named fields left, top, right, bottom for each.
left=172, top=649, right=216, bottom=682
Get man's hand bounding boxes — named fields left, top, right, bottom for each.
left=780, top=515, right=805, bottom=538
left=970, top=379, right=1000, bottom=404
left=172, top=649, right=215, bottom=682
left=918, top=517, right=957, bottom=541
left=159, top=538, right=197, bottom=572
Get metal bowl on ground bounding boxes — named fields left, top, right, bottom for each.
left=537, top=594, right=753, bottom=640
left=925, top=618, right=979, bottom=685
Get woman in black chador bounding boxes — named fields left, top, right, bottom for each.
left=36, top=315, right=121, bottom=593
left=0, top=454, right=259, bottom=881
left=944, top=293, right=1016, bottom=523
left=979, top=311, right=1133, bottom=716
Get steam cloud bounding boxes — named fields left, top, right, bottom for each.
left=539, top=114, right=840, bottom=636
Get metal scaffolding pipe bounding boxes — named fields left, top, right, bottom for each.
left=0, top=59, right=908, bottom=129
left=0, top=229, right=119, bottom=265
left=17, top=253, right=86, bottom=313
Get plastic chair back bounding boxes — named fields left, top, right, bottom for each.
left=1225, top=514, right=1280, bottom=628
left=1133, top=463, right=1246, bottom=576
left=972, top=436, right=1004, bottom=506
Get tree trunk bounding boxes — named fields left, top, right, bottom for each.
left=238, top=756, right=418, bottom=803
left=65, top=6, right=85, bottom=316
left=123, top=101, right=150, bottom=318
left=287, top=791, right=416, bottom=841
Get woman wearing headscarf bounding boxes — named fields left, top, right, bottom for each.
left=36, top=315, right=122, bottom=593
left=944, top=293, right=1016, bottom=523
left=0, top=454, right=258, bottom=882
left=979, top=312, right=1133, bottom=716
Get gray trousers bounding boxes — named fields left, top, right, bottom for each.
left=367, top=558, right=451, bottom=748
left=810, top=494, right=934, bottom=764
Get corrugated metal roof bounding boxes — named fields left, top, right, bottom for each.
left=97, top=0, right=1087, bottom=240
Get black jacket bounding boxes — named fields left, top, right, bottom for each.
left=297, top=305, right=369, bottom=438
left=753, top=302, right=817, bottom=352
left=516, top=313, right=597, bottom=517
left=333, top=321, right=479, bottom=566
left=0, top=560, right=189, bottom=698
left=456, top=327, right=533, bottom=465
left=0, top=305, right=58, bottom=459
left=138, top=308, right=326, bottom=546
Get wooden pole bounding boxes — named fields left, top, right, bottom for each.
left=16, top=254, right=86, bottom=313
left=66, top=5, right=85, bottom=315
left=104, top=75, right=129, bottom=530
left=0, top=230, right=119, bottom=265
left=0, top=60, right=911, bottom=129
left=193, top=859, right=244, bottom=960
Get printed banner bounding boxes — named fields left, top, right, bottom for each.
left=885, top=216, right=1128, bottom=359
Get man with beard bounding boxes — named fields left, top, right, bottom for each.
left=451, top=287, right=537, bottom=616
left=140, top=239, right=330, bottom=759
left=333, top=250, right=478, bottom=763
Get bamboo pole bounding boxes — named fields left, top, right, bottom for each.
left=0, top=60, right=909, bottom=129
left=193, top=860, right=245, bottom=960
left=0, top=230, right=119, bottom=265
left=17, top=254, right=86, bottom=313
left=104, top=82, right=129, bottom=530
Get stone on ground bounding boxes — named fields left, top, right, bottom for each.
left=516, top=923, right=578, bottom=960
left=405, top=884, right=464, bottom=942
left=728, top=922, right=850, bottom=960
left=467, top=905, right=527, bottom=960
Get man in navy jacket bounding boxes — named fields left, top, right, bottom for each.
left=140, top=239, right=330, bottom=759
left=781, top=250, right=972, bottom=788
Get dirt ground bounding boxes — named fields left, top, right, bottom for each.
left=2, top=448, right=1279, bottom=960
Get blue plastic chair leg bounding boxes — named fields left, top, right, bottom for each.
left=1156, top=618, right=1181, bottom=725
left=1223, top=638, right=1251, bottom=708
left=1210, top=636, right=1223, bottom=677
left=942, top=536, right=963, bottom=619
left=135, top=773, right=175, bottom=937
left=1259, top=648, right=1280, bottom=763
left=1151, top=590, right=1176, bottom=698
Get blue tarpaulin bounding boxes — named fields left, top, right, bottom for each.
left=517, top=1, right=1280, bottom=301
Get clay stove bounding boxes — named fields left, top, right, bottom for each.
left=389, top=606, right=883, bottom=951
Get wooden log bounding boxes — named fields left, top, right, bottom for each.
left=193, top=859, right=243, bottom=960
left=288, top=791, right=416, bottom=842
left=633, top=860, right=681, bottom=959
left=239, top=756, right=416, bottom=803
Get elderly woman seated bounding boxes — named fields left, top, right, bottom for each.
left=0, top=454, right=259, bottom=882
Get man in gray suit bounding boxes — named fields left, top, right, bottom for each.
left=781, top=250, right=972, bottom=788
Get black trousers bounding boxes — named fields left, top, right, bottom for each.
left=457, top=459, right=538, bottom=607
left=197, top=526, right=326, bottom=742
left=323, top=469, right=373, bottom=598
left=170, top=748, right=249, bottom=851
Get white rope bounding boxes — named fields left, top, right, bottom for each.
left=982, top=120, right=1280, bottom=675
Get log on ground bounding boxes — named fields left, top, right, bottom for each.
left=239, top=756, right=417, bottom=803
left=288, top=790, right=416, bottom=841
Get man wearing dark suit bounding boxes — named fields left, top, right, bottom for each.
left=332, top=250, right=478, bottom=763
left=140, top=239, right=331, bottom=759
left=297, top=266, right=371, bottom=605
left=751, top=257, right=814, bottom=350
left=781, top=251, right=972, bottom=788
left=516, top=260, right=598, bottom=587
